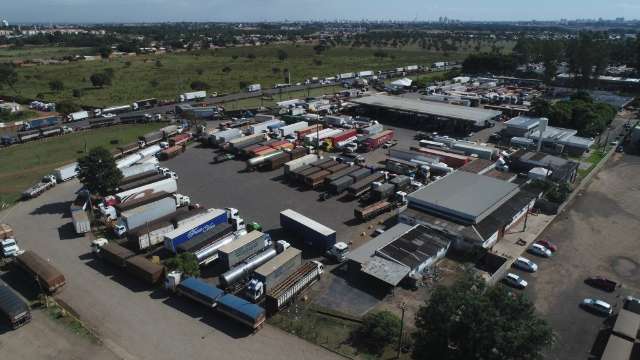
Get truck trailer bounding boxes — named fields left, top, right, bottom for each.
left=279, top=209, right=336, bottom=251
left=218, top=231, right=271, bottom=270
left=71, top=208, right=91, bottom=234
left=0, top=282, right=31, bottom=330
left=15, top=251, right=66, bottom=294
left=116, top=178, right=178, bottom=203
left=164, top=209, right=228, bottom=253
left=115, top=196, right=177, bottom=236
left=95, top=241, right=135, bottom=267
left=53, top=163, right=78, bottom=182
left=246, top=247, right=302, bottom=301
left=125, top=256, right=164, bottom=285
left=265, top=261, right=323, bottom=314
left=178, top=91, right=207, bottom=103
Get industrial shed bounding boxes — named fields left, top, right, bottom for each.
left=351, top=94, right=501, bottom=130
left=346, top=223, right=453, bottom=291
left=509, top=150, right=579, bottom=184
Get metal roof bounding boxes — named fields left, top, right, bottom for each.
left=505, top=116, right=542, bottom=130
left=408, top=171, right=519, bottom=224
left=347, top=223, right=414, bottom=265
left=377, top=225, right=452, bottom=269
left=351, top=95, right=501, bottom=126
left=361, top=257, right=410, bottom=286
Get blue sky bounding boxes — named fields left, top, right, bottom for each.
left=2, top=0, right=639, bottom=23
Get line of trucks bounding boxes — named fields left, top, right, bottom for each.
left=1, top=116, right=73, bottom=146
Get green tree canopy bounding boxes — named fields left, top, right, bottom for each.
left=352, top=310, right=401, bottom=354
left=0, top=63, right=18, bottom=92
left=77, top=147, right=122, bottom=197
left=90, top=73, right=110, bottom=88
left=412, top=273, right=554, bottom=360
left=56, top=100, right=81, bottom=115
left=49, top=79, right=64, bottom=92
left=165, top=253, right=200, bottom=277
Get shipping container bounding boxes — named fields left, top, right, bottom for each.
left=218, top=231, right=271, bottom=270
left=15, top=251, right=66, bottom=294
left=125, top=256, right=164, bottom=285
left=0, top=283, right=31, bottom=329
left=283, top=155, right=321, bottom=175
left=253, top=247, right=302, bottom=291
left=279, top=209, right=336, bottom=251
left=363, top=130, right=394, bottom=151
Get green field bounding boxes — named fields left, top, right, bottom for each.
left=0, top=46, right=93, bottom=62
left=0, top=123, right=164, bottom=206
left=7, top=44, right=468, bottom=107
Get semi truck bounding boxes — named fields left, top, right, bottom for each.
left=164, top=209, right=229, bottom=253
left=279, top=209, right=336, bottom=251
left=278, top=121, right=308, bottom=138
left=265, top=261, right=324, bottom=314
left=126, top=207, right=206, bottom=250
left=15, top=251, right=66, bottom=294
left=113, top=196, right=177, bottom=237
left=247, top=84, right=262, bottom=92
left=118, top=174, right=171, bottom=193
left=66, top=111, right=89, bottom=122
left=362, top=130, right=394, bottom=152
left=177, top=91, right=207, bottom=102
left=283, top=154, right=321, bottom=176
left=165, top=272, right=266, bottom=331
left=208, top=128, right=242, bottom=147
left=53, top=162, right=78, bottom=182
left=218, top=231, right=272, bottom=271
left=226, top=134, right=267, bottom=153
left=245, top=247, right=302, bottom=302
left=249, top=120, right=285, bottom=135
left=22, top=175, right=57, bottom=199
left=348, top=172, right=385, bottom=198
left=0, top=281, right=31, bottom=330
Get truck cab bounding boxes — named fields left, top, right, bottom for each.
left=113, top=222, right=127, bottom=237
left=164, top=270, right=183, bottom=292
left=245, top=279, right=264, bottom=302
left=173, top=194, right=191, bottom=208
left=1, top=238, right=22, bottom=257
left=42, top=174, right=57, bottom=185
left=326, top=242, right=349, bottom=263
left=90, top=238, right=109, bottom=254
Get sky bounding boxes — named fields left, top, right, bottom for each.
left=1, top=0, right=640, bottom=23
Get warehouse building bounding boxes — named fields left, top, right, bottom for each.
left=399, top=171, right=538, bottom=249
left=351, top=94, right=501, bottom=132
left=346, top=223, right=453, bottom=291
left=508, top=150, right=579, bottom=184
left=504, top=116, right=594, bottom=156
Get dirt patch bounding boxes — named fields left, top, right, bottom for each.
left=610, top=256, right=639, bottom=279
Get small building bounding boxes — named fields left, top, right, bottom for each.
left=504, top=116, right=543, bottom=137
left=509, top=150, right=579, bottom=184
left=346, top=223, right=453, bottom=291
left=503, top=116, right=594, bottom=156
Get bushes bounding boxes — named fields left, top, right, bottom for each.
left=351, top=311, right=400, bottom=354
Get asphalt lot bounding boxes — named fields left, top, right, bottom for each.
left=510, top=153, right=640, bottom=360
left=0, top=180, right=340, bottom=360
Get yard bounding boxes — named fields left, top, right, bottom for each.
left=0, top=123, right=164, bottom=205
left=7, top=44, right=468, bottom=107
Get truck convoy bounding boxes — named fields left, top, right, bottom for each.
left=0, top=280, right=31, bottom=330
left=15, top=251, right=66, bottom=294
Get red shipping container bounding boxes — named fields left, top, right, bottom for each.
left=410, top=147, right=471, bottom=169
left=328, top=129, right=358, bottom=145
left=295, top=124, right=323, bottom=139
left=363, top=130, right=394, bottom=151
left=249, top=145, right=274, bottom=157
left=253, top=147, right=279, bottom=157
left=169, top=133, right=191, bottom=147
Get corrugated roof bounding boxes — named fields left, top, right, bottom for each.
left=347, top=223, right=414, bottom=265
left=505, top=116, right=541, bottom=130
left=351, top=95, right=501, bottom=125
left=377, top=225, right=452, bottom=269
left=361, top=257, right=410, bottom=286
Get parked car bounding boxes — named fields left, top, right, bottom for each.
left=513, top=257, right=538, bottom=272
left=580, top=298, right=612, bottom=316
left=616, top=145, right=624, bottom=153
left=382, top=140, right=398, bottom=149
left=585, top=276, right=618, bottom=292
left=624, top=296, right=640, bottom=313
left=528, top=243, right=552, bottom=258
left=503, top=273, right=527, bottom=289
left=536, top=239, right=557, bottom=252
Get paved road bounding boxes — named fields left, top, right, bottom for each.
left=0, top=182, right=340, bottom=360
left=512, top=153, right=640, bottom=360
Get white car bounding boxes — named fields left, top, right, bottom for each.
left=513, top=257, right=538, bottom=272
left=503, top=273, right=527, bottom=289
left=581, top=298, right=612, bottom=316
left=528, top=243, right=553, bottom=258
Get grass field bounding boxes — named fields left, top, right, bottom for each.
left=7, top=44, right=469, bottom=107
left=0, top=123, right=164, bottom=206
left=0, top=46, right=93, bottom=62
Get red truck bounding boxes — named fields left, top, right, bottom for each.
left=363, top=130, right=394, bottom=152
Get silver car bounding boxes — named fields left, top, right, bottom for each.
left=528, top=243, right=553, bottom=258
left=513, top=257, right=538, bottom=272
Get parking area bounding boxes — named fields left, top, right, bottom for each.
left=508, top=153, right=640, bottom=360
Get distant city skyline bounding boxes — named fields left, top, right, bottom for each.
left=2, top=1, right=640, bottom=24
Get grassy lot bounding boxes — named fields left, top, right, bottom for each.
left=0, top=123, right=164, bottom=206
left=0, top=46, right=93, bottom=62
left=7, top=44, right=469, bottom=107
left=576, top=149, right=608, bottom=179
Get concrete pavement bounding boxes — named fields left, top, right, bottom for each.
left=0, top=181, right=340, bottom=360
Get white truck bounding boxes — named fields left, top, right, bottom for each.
left=67, top=111, right=89, bottom=122
left=1, top=238, right=23, bottom=257
left=177, top=91, right=207, bottom=103
left=53, top=162, right=78, bottom=182
left=247, top=84, right=262, bottom=92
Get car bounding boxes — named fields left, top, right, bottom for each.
left=512, top=257, right=538, bottom=272
left=581, top=298, right=613, bottom=316
left=623, top=296, right=640, bottom=313
left=528, top=243, right=552, bottom=258
left=536, top=239, right=557, bottom=252
left=503, top=273, right=528, bottom=289
left=585, top=276, right=618, bottom=292
left=382, top=140, right=398, bottom=149
left=616, top=145, right=624, bottom=153
left=372, top=228, right=385, bottom=237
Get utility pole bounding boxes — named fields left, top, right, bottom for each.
left=397, top=302, right=406, bottom=359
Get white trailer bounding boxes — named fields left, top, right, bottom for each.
left=357, top=70, right=373, bottom=77
left=338, top=73, right=355, bottom=80
left=247, top=84, right=262, bottom=92
left=71, top=209, right=91, bottom=234
left=278, top=121, right=308, bottom=138
left=53, top=162, right=78, bottom=182
left=116, top=178, right=178, bottom=203
left=120, top=163, right=158, bottom=179
left=67, top=111, right=89, bottom=122
left=283, top=154, right=321, bottom=175
left=177, top=91, right=206, bottom=103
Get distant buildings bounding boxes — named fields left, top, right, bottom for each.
left=1, top=20, right=8, bottom=28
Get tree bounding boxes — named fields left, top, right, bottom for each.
left=90, top=73, right=109, bottom=88
left=412, top=273, right=554, bottom=360
left=276, top=49, right=288, bottom=61
left=56, top=100, right=81, bottom=115
left=96, top=46, right=112, bottom=59
left=530, top=98, right=553, bottom=117
left=190, top=81, right=209, bottom=91
left=77, top=147, right=123, bottom=197
left=165, top=253, right=200, bottom=277
left=352, top=311, right=401, bottom=354
left=0, top=63, right=18, bottom=92
left=72, top=88, right=83, bottom=98
left=49, top=79, right=64, bottom=92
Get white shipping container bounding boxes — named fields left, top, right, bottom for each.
left=116, top=178, right=178, bottom=202
left=284, top=154, right=321, bottom=174
left=120, top=163, right=158, bottom=179
left=54, top=162, right=78, bottom=182
left=279, top=121, right=309, bottom=137
left=137, top=144, right=162, bottom=158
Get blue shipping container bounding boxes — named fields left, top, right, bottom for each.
left=279, top=209, right=336, bottom=251
left=216, top=293, right=266, bottom=329
left=176, top=277, right=224, bottom=307
left=164, top=210, right=228, bottom=252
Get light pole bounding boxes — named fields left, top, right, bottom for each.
left=397, top=302, right=406, bottom=359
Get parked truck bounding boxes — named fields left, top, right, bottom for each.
left=362, top=130, right=394, bottom=152
left=71, top=208, right=91, bottom=234
left=178, top=91, right=207, bottom=103
left=114, top=196, right=177, bottom=237
left=283, top=154, right=321, bottom=176
left=125, top=255, right=164, bottom=285
left=218, top=231, right=272, bottom=271
left=91, top=239, right=135, bottom=267
left=278, top=121, right=308, bottom=138
left=348, top=172, right=385, bottom=198
left=0, top=281, right=31, bottom=330
left=247, top=84, right=261, bottom=92
left=265, top=261, right=324, bottom=314
left=164, top=209, right=229, bottom=253
left=279, top=209, right=336, bottom=251
left=15, top=251, right=66, bottom=294
left=53, top=162, right=78, bottom=182
left=245, top=247, right=302, bottom=302
left=66, top=111, right=89, bottom=122
left=217, top=293, right=266, bottom=330
left=176, top=222, right=236, bottom=265
left=127, top=220, right=176, bottom=251
left=116, top=178, right=178, bottom=203
left=219, top=241, right=289, bottom=289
